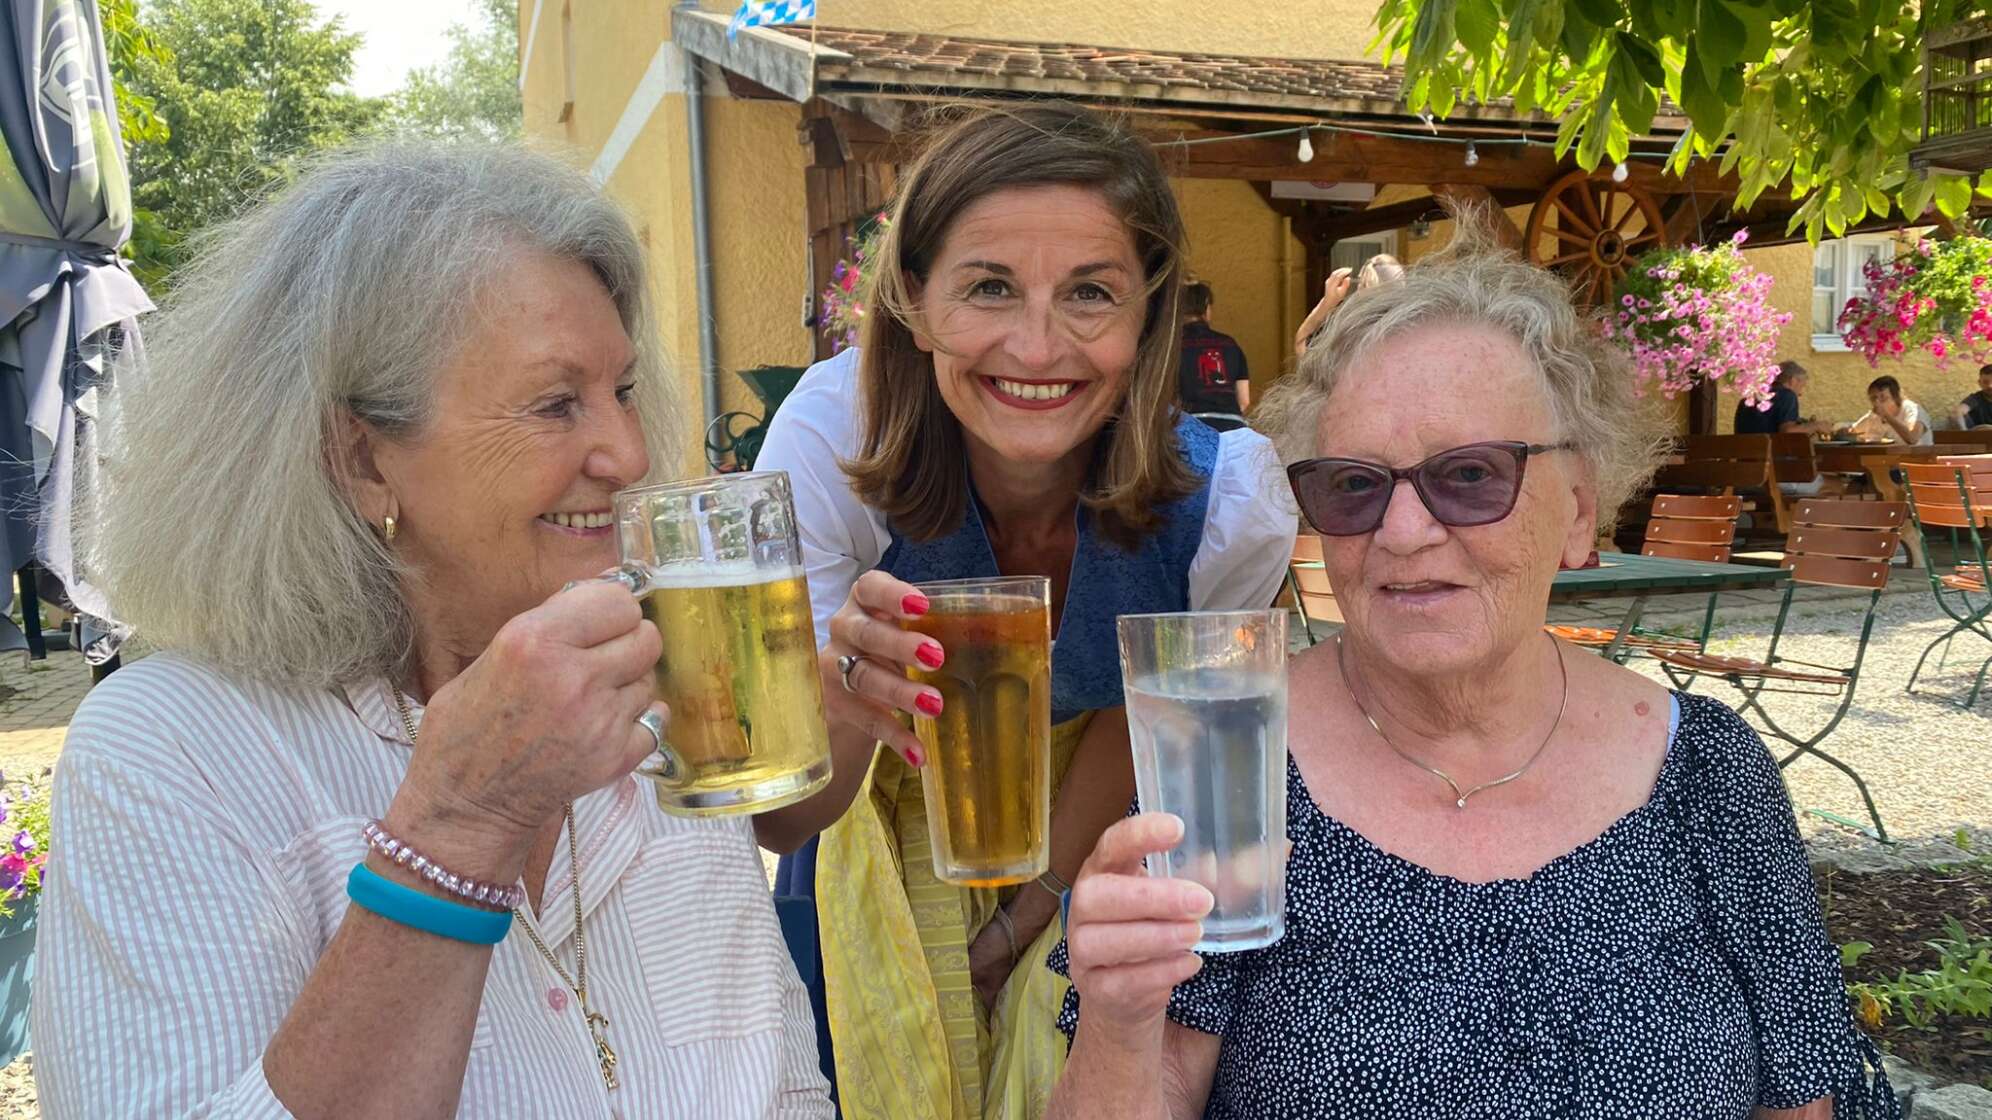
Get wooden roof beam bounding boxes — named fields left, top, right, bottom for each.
left=1155, top=131, right=1739, bottom=194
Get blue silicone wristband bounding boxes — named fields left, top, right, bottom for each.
left=347, top=863, right=512, bottom=945
left=1060, top=886, right=1072, bottom=929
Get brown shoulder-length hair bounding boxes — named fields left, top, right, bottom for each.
left=840, top=102, right=1197, bottom=549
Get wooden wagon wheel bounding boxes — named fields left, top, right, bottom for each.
left=1523, top=169, right=1670, bottom=307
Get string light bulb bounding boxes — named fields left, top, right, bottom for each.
left=1297, top=131, right=1315, bottom=163
left=1464, top=141, right=1479, bottom=168
left=1612, top=161, right=1630, bottom=183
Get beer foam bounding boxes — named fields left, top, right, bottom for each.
left=641, top=562, right=804, bottom=589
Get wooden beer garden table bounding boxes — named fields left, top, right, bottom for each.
left=1548, top=551, right=1790, bottom=661
left=1813, top=441, right=1991, bottom=568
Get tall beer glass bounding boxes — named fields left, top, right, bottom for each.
left=613, top=472, right=833, bottom=817
left=1118, top=610, right=1288, bottom=951
left=903, top=576, right=1052, bottom=887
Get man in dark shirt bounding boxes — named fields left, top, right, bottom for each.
left=1958, top=364, right=1992, bottom=428
left=1735, top=360, right=1830, bottom=436
left=1178, top=282, right=1250, bottom=425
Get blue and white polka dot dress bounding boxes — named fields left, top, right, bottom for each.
left=1052, top=693, right=1898, bottom=1119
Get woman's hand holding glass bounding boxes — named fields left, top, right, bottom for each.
left=383, top=577, right=670, bottom=880
left=820, top=569, right=944, bottom=767
left=1065, top=813, right=1213, bottom=1038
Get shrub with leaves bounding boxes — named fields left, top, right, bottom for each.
left=1839, top=235, right=1992, bottom=368
left=1602, top=230, right=1789, bottom=407
left=1375, top=0, right=1988, bottom=243
left=1845, top=919, right=1992, bottom=1032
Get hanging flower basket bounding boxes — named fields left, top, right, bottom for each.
left=1601, top=231, right=1790, bottom=410
left=1837, top=235, right=1992, bottom=368
left=819, top=212, right=890, bottom=355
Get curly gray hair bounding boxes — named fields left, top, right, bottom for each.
left=82, top=141, right=675, bottom=689
left=1254, top=218, right=1668, bottom=531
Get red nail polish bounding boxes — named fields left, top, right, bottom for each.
left=905, top=746, right=925, bottom=767
left=915, top=692, right=943, bottom=717
left=916, top=642, right=945, bottom=669
left=902, top=593, right=930, bottom=616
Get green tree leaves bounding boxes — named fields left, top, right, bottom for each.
left=103, top=0, right=382, bottom=286
left=385, top=0, right=522, bottom=142
left=1377, top=0, right=1992, bottom=243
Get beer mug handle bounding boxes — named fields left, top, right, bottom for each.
left=606, top=564, right=650, bottom=596
left=603, top=564, right=696, bottom=787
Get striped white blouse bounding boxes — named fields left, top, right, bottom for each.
left=33, top=653, right=833, bottom=1119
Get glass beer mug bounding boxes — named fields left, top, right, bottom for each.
left=613, top=472, right=833, bottom=816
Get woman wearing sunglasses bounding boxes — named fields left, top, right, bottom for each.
left=1046, top=235, right=1895, bottom=1119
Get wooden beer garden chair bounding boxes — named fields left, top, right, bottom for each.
left=1651, top=434, right=1791, bottom=537
left=1902, top=460, right=1992, bottom=709
left=1650, top=499, right=1908, bottom=841
left=1546, top=494, right=1740, bottom=660
left=1286, top=534, right=1341, bottom=645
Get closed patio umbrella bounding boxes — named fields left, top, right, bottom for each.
left=0, top=0, right=151, bottom=659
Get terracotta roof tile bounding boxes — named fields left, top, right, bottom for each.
left=780, top=25, right=1430, bottom=113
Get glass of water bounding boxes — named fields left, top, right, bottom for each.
left=1117, top=610, right=1289, bottom=952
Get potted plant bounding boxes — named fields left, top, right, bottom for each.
left=1602, top=231, right=1791, bottom=410
left=0, top=772, right=49, bottom=1068
left=819, top=212, right=889, bottom=355
left=1838, top=234, right=1992, bottom=368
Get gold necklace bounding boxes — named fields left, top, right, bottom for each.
left=1335, top=635, right=1568, bottom=810
left=391, top=687, right=619, bottom=1091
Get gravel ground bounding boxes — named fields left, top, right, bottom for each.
left=1594, top=586, right=1992, bottom=849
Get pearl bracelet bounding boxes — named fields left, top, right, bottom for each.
left=362, top=820, right=525, bottom=912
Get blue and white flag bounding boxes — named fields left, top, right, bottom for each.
left=727, top=0, right=816, bottom=39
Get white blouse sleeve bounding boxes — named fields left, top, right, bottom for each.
left=753, top=349, right=890, bottom=647
left=34, top=692, right=314, bottom=1119
left=1188, top=427, right=1300, bottom=612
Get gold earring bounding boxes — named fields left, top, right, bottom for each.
left=383, top=515, right=398, bottom=542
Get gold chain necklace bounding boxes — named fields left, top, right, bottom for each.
left=390, top=688, right=619, bottom=1091
left=1335, top=635, right=1568, bottom=810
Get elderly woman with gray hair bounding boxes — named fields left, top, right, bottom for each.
left=1045, top=238, right=1895, bottom=1119
left=32, top=145, right=831, bottom=1118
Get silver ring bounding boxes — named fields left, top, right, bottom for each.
left=636, top=709, right=666, bottom=753
left=836, top=653, right=865, bottom=693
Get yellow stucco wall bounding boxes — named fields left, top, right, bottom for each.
left=688, top=0, right=1379, bottom=62
left=702, top=96, right=815, bottom=417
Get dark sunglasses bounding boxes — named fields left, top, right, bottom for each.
left=1286, top=441, right=1574, bottom=537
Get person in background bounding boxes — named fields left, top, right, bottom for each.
left=1292, top=253, right=1407, bottom=359
left=1847, top=375, right=1934, bottom=445
left=1179, top=281, right=1251, bottom=423
left=1956, top=364, right=1992, bottom=429
left=1736, top=360, right=1833, bottom=437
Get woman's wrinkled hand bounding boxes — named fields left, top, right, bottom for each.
left=819, top=569, right=941, bottom=767
left=1065, top=814, right=1212, bottom=1035
left=1293, top=269, right=1353, bottom=359
left=386, top=576, right=668, bottom=876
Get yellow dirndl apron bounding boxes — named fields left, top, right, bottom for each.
left=817, top=712, right=1091, bottom=1120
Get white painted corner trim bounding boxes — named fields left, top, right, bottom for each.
left=591, top=42, right=688, bottom=187
left=519, top=0, right=546, bottom=93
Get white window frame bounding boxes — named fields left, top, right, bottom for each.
left=1811, top=233, right=1896, bottom=352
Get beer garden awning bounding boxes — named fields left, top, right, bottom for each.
left=0, top=0, right=150, bottom=659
